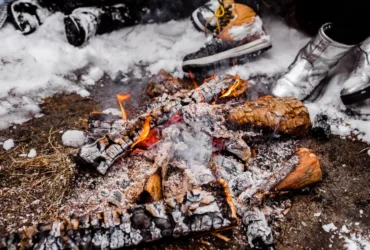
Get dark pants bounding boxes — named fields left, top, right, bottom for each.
left=35, top=0, right=256, bottom=35
left=295, top=0, right=370, bottom=44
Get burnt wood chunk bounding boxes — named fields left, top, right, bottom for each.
left=1, top=181, right=237, bottom=250
left=275, top=148, right=322, bottom=191
left=146, top=69, right=193, bottom=98
left=228, top=96, right=312, bottom=136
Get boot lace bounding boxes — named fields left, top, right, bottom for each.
left=204, top=0, right=233, bottom=34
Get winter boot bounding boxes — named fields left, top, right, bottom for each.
left=183, top=3, right=271, bottom=72
left=64, top=7, right=102, bottom=47
left=272, top=23, right=355, bottom=100
left=340, top=37, right=370, bottom=105
left=191, top=0, right=260, bottom=33
left=9, top=0, right=49, bottom=35
left=64, top=4, right=138, bottom=47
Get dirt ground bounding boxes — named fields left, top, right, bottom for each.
left=0, top=82, right=369, bottom=249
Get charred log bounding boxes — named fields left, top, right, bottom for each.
left=0, top=181, right=238, bottom=250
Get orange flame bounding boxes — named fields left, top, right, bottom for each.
left=204, top=74, right=217, bottom=83
left=189, top=71, right=199, bottom=89
left=220, top=77, right=241, bottom=98
left=117, top=94, right=131, bottom=121
left=131, top=117, right=151, bottom=148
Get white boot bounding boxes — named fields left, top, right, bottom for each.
left=272, top=23, right=355, bottom=100
left=340, top=37, right=370, bottom=105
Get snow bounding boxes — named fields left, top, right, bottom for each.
left=368, top=149, right=370, bottom=156
left=344, top=234, right=370, bottom=250
left=61, top=130, right=86, bottom=147
left=341, top=225, right=350, bottom=234
left=323, top=223, right=338, bottom=233
left=3, top=139, right=14, bottom=151
left=0, top=13, right=369, bottom=142
left=314, top=212, right=322, bottom=217
left=27, top=148, right=37, bottom=158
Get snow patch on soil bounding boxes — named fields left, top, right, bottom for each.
left=27, top=148, right=37, bottom=158
left=344, top=234, right=370, bottom=250
left=323, top=223, right=338, bottom=233
left=62, top=130, right=86, bottom=147
left=2, top=139, right=14, bottom=151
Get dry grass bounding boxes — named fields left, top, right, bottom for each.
left=0, top=129, right=76, bottom=232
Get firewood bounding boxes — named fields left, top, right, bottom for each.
left=146, top=69, right=192, bottom=98
left=0, top=181, right=238, bottom=250
left=77, top=75, right=241, bottom=175
left=275, top=148, right=322, bottom=191
left=227, top=96, right=312, bottom=136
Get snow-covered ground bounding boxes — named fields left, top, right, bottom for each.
left=0, top=13, right=369, bottom=142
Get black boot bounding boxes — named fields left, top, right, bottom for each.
left=8, top=0, right=50, bottom=34
left=64, top=4, right=140, bottom=47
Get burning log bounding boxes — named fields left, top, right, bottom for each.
left=77, top=75, right=242, bottom=175
left=0, top=181, right=238, bottom=250
left=228, top=96, right=312, bottom=136
left=146, top=69, right=193, bottom=98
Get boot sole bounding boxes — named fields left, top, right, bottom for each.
left=340, top=85, right=370, bottom=105
left=182, top=38, right=272, bottom=72
left=64, top=16, right=85, bottom=47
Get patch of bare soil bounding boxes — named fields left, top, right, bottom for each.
left=0, top=91, right=369, bottom=250
left=0, top=94, right=95, bottom=234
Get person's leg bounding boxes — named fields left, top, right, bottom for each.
left=337, top=1, right=370, bottom=104
left=271, top=0, right=359, bottom=100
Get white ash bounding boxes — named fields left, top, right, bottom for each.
left=61, top=153, right=156, bottom=216
left=248, top=139, right=298, bottom=172
left=242, top=208, right=274, bottom=249
left=62, top=130, right=86, bottom=148
left=3, top=139, right=14, bottom=151
left=212, top=155, right=244, bottom=182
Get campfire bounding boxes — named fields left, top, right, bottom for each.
left=1, top=71, right=322, bottom=249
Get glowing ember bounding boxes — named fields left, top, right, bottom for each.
left=188, top=71, right=199, bottom=88
left=220, top=77, right=241, bottom=98
left=117, top=94, right=131, bottom=121
left=167, top=114, right=182, bottom=125
left=131, top=116, right=152, bottom=148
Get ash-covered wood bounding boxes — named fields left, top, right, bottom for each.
left=0, top=181, right=238, bottom=250
left=77, top=75, right=241, bottom=175
left=228, top=96, right=312, bottom=136
left=86, top=113, right=124, bottom=143
left=146, top=69, right=193, bottom=98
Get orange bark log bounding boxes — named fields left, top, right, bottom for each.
left=227, top=96, right=312, bottom=136
left=275, top=148, right=322, bottom=191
